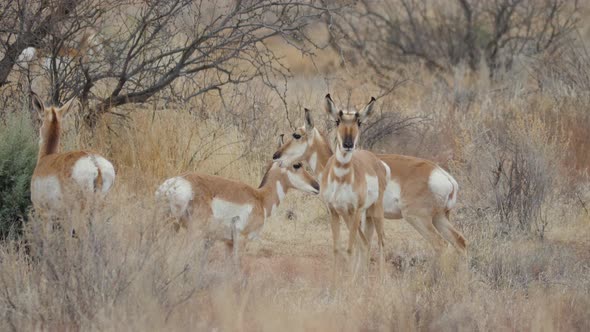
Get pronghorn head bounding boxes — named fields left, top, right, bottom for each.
left=263, top=136, right=319, bottom=194
left=272, top=108, right=316, bottom=167
left=31, top=92, right=77, bottom=154
left=325, top=94, right=376, bottom=152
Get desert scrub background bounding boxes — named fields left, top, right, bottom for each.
left=0, top=0, right=589, bottom=331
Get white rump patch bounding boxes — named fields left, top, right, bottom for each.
left=211, top=198, right=253, bottom=231
left=17, top=47, right=37, bottom=65
left=383, top=179, right=402, bottom=217
left=72, top=156, right=99, bottom=192
left=156, top=177, right=194, bottom=218
left=364, top=174, right=379, bottom=209
left=428, top=167, right=458, bottom=209
left=31, top=176, right=63, bottom=211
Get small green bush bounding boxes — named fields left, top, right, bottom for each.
left=0, top=112, right=38, bottom=239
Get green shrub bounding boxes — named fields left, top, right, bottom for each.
left=0, top=112, right=38, bottom=239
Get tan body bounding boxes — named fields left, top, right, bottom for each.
left=273, top=107, right=466, bottom=255
left=156, top=159, right=319, bottom=266
left=30, top=93, right=115, bottom=221
left=321, top=147, right=390, bottom=275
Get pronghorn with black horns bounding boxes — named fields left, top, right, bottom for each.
left=308, top=94, right=390, bottom=276
left=272, top=101, right=466, bottom=257
left=156, top=136, right=320, bottom=267
left=30, top=92, right=116, bottom=223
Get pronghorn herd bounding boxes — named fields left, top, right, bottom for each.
left=28, top=92, right=466, bottom=277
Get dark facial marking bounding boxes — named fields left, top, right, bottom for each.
left=272, top=150, right=281, bottom=160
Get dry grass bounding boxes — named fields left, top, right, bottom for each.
left=1, top=21, right=590, bottom=332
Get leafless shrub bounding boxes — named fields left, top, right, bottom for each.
left=328, top=0, right=579, bottom=85
left=361, top=111, right=427, bottom=151
left=531, top=36, right=590, bottom=99
left=482, top=114, right=563, bottom=238
left=491, top=145, right=551, bottom=237
left=1, top=0, right=331, bottom=126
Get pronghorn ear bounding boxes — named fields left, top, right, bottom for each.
left=304, top=108, right=314, bottom=129
left=277, top=134, right=284, bottom=148
left=324, top=94, right=339, bottom=121
left=358, top=96, right=376, bottom=123
left=30, top=92, right=44, bottom=115
left=57, top=97, right=78, bottom=117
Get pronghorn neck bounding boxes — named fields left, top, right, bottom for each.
left=38, top=109, right=61, bottom=161
left=306, top=128, right=333, bottom=175
left=257, top=177, right=287, bottom=218
left=330, top=145, right=354, bottom=181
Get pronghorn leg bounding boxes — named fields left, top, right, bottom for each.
left=344, top=211, right=364, bottom=279
left=356, top=213, right=370, bottom=276
left=172, top=221, right=181, bottom=233
left=230, top=217, right=241, bottom=270
left=403, top=210, right=447, bottom=255
left=433, top=212, right=467, bottom=255
left=368, top=216, right=386, bottom=280
left=328, top=208, right=343, bottom=284
left=362, top=216, right=375, bottom=254
left=179, top=215, right=189, bottom=230
left=344, top=212, right=369, bottom=272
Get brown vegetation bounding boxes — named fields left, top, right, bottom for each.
left=0, top=0, right=589, bottom=331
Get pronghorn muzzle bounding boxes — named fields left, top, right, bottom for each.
left=342, top=136, right=354, bottom=150
left=272, top=150, right=281, bottom=160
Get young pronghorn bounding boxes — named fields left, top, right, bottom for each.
left=30, top=92, right=116, bottom=222
left=155, top=139, right=320, bottom=267
left=272, top=104, right=467, bottom=256
left=304, top=95, right=390, bottom=276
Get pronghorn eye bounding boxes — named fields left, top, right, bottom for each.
left=336, top=119, right=340, bottom=126
left=293, top=133, right=301, bottom=139
left=293, top=163, right=302, bottom=169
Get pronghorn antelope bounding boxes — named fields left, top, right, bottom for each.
left=17, top=28, right=106, bottom=71
left=299, top=94, right=390, bottom=275
left=155, top=139, right=320, bottom=267
left=272, top=99, right=467, bottom=256
left=30, top=92, right=116, bottom=222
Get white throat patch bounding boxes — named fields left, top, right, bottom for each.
left=308, top=152, right=318, bottom=173
left=287, top=171, right=317, bottom=194
left=276, top=181, right=285, bottom=202
left=335, top=147, right=352, bottom=164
